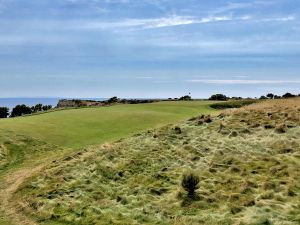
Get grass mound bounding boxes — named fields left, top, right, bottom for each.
left=18, top=98, right=300, bottom=225
left=0, top=131, right=64, bottom=174
left=210, top=99, right=258, bottom=109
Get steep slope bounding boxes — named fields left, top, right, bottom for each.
left=19, top=98, right=300, bottom=225
left=0, top=101, right=216, bottom=225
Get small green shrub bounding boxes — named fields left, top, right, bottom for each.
left=181, top=172, right=200, bottom=197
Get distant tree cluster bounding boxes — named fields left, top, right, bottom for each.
left=166, top=95, right=192, bottom=101
left=179, top=95, right=192, bottom=101
left=0, top=107, right=9, bottom=118
left=260, top=92, right=299, bottom=100
left=107, top=96, right=119, bottom=104
left=209, top=94, right=228, bottom=101
left=30, top=103, right=52, bottom=113
left=119, top=99, right=157, bottom=104
left=10, top=104, right=32, bottom=117
left=106, top=97, right=157, bottom=105
left=0, top=103, right=53, bottom=119
left=208, top=92, right=299, bottom=101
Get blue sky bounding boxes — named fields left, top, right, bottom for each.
left=0, top=0, right=299, bottom=98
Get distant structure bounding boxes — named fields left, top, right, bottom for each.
left=57, top=99, right=104, bottom=108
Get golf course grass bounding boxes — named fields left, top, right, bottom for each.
left=0, top=101, right=216, bottom=148
left=17, top=98, right=300, bottom=225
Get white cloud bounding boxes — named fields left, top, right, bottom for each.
left=145, top=16, right=196, bottom=28
left=185, top=79, right=300, bottom=85
left=78, top=15, right=245, bottom=30
left=77, top=13, right=295, bottom=31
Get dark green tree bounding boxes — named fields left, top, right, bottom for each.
left=33, top=103, right=43, bottom=112
left=259, top=95, right=268, bottom=100
left=10, top=104, right=32, bottom=117
left=266, top=93, right=274, bottom=99
left=282, top=93, right=295, bottom=98
left=42, top=105, right=52, bottom=111
left=209, top=94, right=228, bottom=101
left=179, top=95, right=192, bottom=101
left=107, top=96, right=119, bottom=103
left=0, top=107, right=9, bottom=118
left=274, top=95, right=281, bottom=99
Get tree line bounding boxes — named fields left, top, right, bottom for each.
left=0, top=104, right=52, bottom=118
left=1, top=92, right=299, bottom=118
left=170, top=92, right=299, bottom=101
left=208, top=92, right=300, bottom=101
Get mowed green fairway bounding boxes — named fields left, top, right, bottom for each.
left=0, top=101, right=215, bottom=148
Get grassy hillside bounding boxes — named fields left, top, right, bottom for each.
left=0, top=101, right=217, bottom=225
left=0, top=131, right=69, bottom=225
left=0, top=101, right=215, bottom=148
left=18, top=98, right=300, bottom=225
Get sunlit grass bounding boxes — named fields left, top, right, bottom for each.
left=19, top=98, right=300, bottom=225
left=0, top=101, right=216, bottom=148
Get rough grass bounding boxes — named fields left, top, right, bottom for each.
left=210, top=99, right=258, bottom=109
left=0, top=132, right=68, bottom=225
left=0, top=101, right=216, bottom=148
left=18, top=98, right=300, bottom=225
left=0, top=131, right=64, bottom=175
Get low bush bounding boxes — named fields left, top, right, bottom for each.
left=181, top=172, right=200, bottom=197
left=210, top=99, right=257, bottom=109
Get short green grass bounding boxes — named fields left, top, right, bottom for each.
left=0, top=101, right=216, bottom=148
left=18, top=98, right=300, bottom=225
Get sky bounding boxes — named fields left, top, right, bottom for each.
left=0, top=0, right=299, bottom=98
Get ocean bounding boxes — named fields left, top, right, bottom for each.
left=0, top=98, right=107, bottom=110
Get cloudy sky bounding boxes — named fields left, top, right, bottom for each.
left=0, top=0, right=299, bottom=98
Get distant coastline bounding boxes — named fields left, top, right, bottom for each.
left=0, top=98, right=108, bottom=110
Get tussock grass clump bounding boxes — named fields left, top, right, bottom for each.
left=275, top=123, right=287, bottom=133
left=181, top=172, right=200, bottom=198
left=229, top=130, right=239, bottom=137
left=174, top=126, right=182, bottom=134
left=204, top=115, right=212, bottom=123
left=264, top=124, right=275, bottom=129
